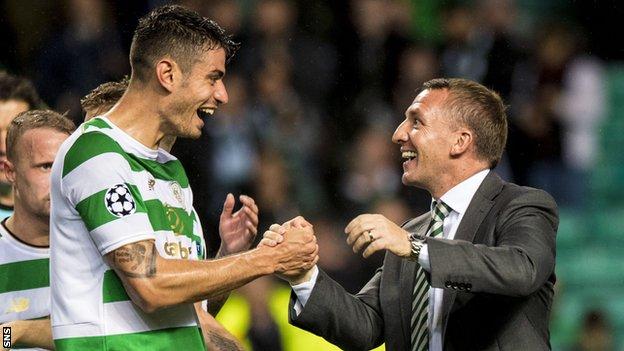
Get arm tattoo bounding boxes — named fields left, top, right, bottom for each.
left=206, top=330, right=243, bottom=351
left=114, top=242, right=157, bottom=278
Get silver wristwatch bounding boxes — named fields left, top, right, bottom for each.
left=408, top=234, right=426, bottom=261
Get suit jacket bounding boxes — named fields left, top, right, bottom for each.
left=289, top=172, right=558, bottom=351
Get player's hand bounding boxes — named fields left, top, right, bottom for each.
left=345, top=214, right=411, bottom=258
left=218, top=193, right=259, bottom=256
left=267, top=226, right=318, bottom=284
left=258, top=216, right=312, bottom=248
left=258, top=224, right=285, bottom=247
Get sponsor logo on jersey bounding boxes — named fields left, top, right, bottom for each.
left=163, top=241, right=191, bottom=259
left=164, top=204, right=185, bottom=235
left=5, top=297, right=29, bottom=313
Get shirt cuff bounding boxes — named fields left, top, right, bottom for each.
left=290, top=265, right=319, bottom=316
left=418, top=243, right=431, bottom=272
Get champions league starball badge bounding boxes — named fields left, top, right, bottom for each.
left=105, top=184, right=137, bottom=217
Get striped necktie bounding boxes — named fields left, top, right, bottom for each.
left=411, top=200, right=452, bottom=351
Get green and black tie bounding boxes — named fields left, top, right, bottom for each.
left=411, top=200, right=451, bottom=351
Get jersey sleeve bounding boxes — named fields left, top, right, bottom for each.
left=61, top=132, right=156, bottom=255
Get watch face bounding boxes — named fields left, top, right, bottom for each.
left=410, top=239, right=424, bottom=261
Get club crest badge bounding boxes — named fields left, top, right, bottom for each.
left=169, top=181, right=185, bottom=208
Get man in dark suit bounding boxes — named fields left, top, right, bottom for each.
left=261, top=78, right=558, bottom=350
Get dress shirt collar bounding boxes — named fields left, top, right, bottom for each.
left=433, top=169, right=490, bottom=215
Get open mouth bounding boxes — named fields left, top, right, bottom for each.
left=401, top=151, right=417, bottom=161
left=196, top=107, right=215, bottom=119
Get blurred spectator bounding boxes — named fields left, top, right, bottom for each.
left=509, top=22, right=602, bottom=207
left=249, top=51, right=326, bottom=215
left=238, top=277, right=284, bottom=351
left=439, top=4, right=486, bottom=82
left=392, top=45, right=439, bottom=114
left=36, top=0, right=127, bottom=122
left=438, top=1, right=522, bottom=184
left=340, top=125, right=401, bottom=214
left=555, top=37, right=606, bottom=209
left=344, top=0, right=413, bottom=130
left=573, top=310, right=614, bottom=351
left=254, top=149, right=299, bottom=233
left=0, top=71, right=46, bottom=218
left=202, top=73, right=261, bottom=220
left=239, top=0, right=337, bottom=107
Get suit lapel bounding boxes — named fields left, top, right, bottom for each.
left=399, top=214, right=430, bottom=346
left=452, top=172, right=503, bottom=243
left=439, top=172, right=504, bottom=325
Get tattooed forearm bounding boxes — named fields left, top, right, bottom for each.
left=114, top=242, right=157, bottom=278
left=206, top=330, right=243, bottom=351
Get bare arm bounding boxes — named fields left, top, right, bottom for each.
left=194, top=303, right=243, bottom=351
left=104, top=228, right=317, bottom=313
left=0, top=318, right=54, bottom=350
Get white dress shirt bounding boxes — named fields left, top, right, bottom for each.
left=418, top=169, right=489, bottom=350
left=292, top=169, right=490, bottom=351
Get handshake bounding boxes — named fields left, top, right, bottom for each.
left=258, top=214, right=412, bottom=285
left=258, top=216, right=318, bottom=285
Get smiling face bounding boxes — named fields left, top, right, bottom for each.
left=7, top=128, right=69, bottom=218
left=165, top=47, right=229, bottom=139
left=392, top=88, right=456, bottom=192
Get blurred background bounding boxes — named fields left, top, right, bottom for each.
left=1, top=0, right=623, bottom=349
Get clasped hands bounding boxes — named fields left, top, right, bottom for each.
left=260, top=214, right=412, bottom=284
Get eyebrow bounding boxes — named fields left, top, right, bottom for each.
left=405, top=106, right=421, bottom=119
left=207, top=70, right=225, bottom=80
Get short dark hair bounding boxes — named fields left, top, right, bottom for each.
left=0, top=71, right=45, bottom=109
left=130, top=5, right=240, bottom=82
left=7, top=110, right=76, bottom=162
left=422, top=78, right=508, bottom=168
left=81, top=76, right=129, bottom=116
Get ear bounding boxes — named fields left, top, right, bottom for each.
left=450, top=129, right=473, bottom=157
left=155, top=58, right=179, bottom=93
left=2, top=159, right=16, bottom=185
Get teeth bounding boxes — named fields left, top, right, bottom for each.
left=402, top=151, right=417, bottom=159
left=199, top=108, right=214, bottom=115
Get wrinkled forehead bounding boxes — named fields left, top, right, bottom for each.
left=405, top=88, right=450, bottom=116
left=15, top=128, right=69, bottom=159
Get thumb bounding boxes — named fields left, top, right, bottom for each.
left=221, top=193, right=235, bottom=217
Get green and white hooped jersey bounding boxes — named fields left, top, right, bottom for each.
left=0, top=220, right=50, bottom=323
left=50, top=117, right=206, bottom=350
left=0, top=221, right=49, bottom=351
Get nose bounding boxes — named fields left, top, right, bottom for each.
left=392, top=119, right=408, bottom=145
left=215, top=80, right=229, bottom=105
